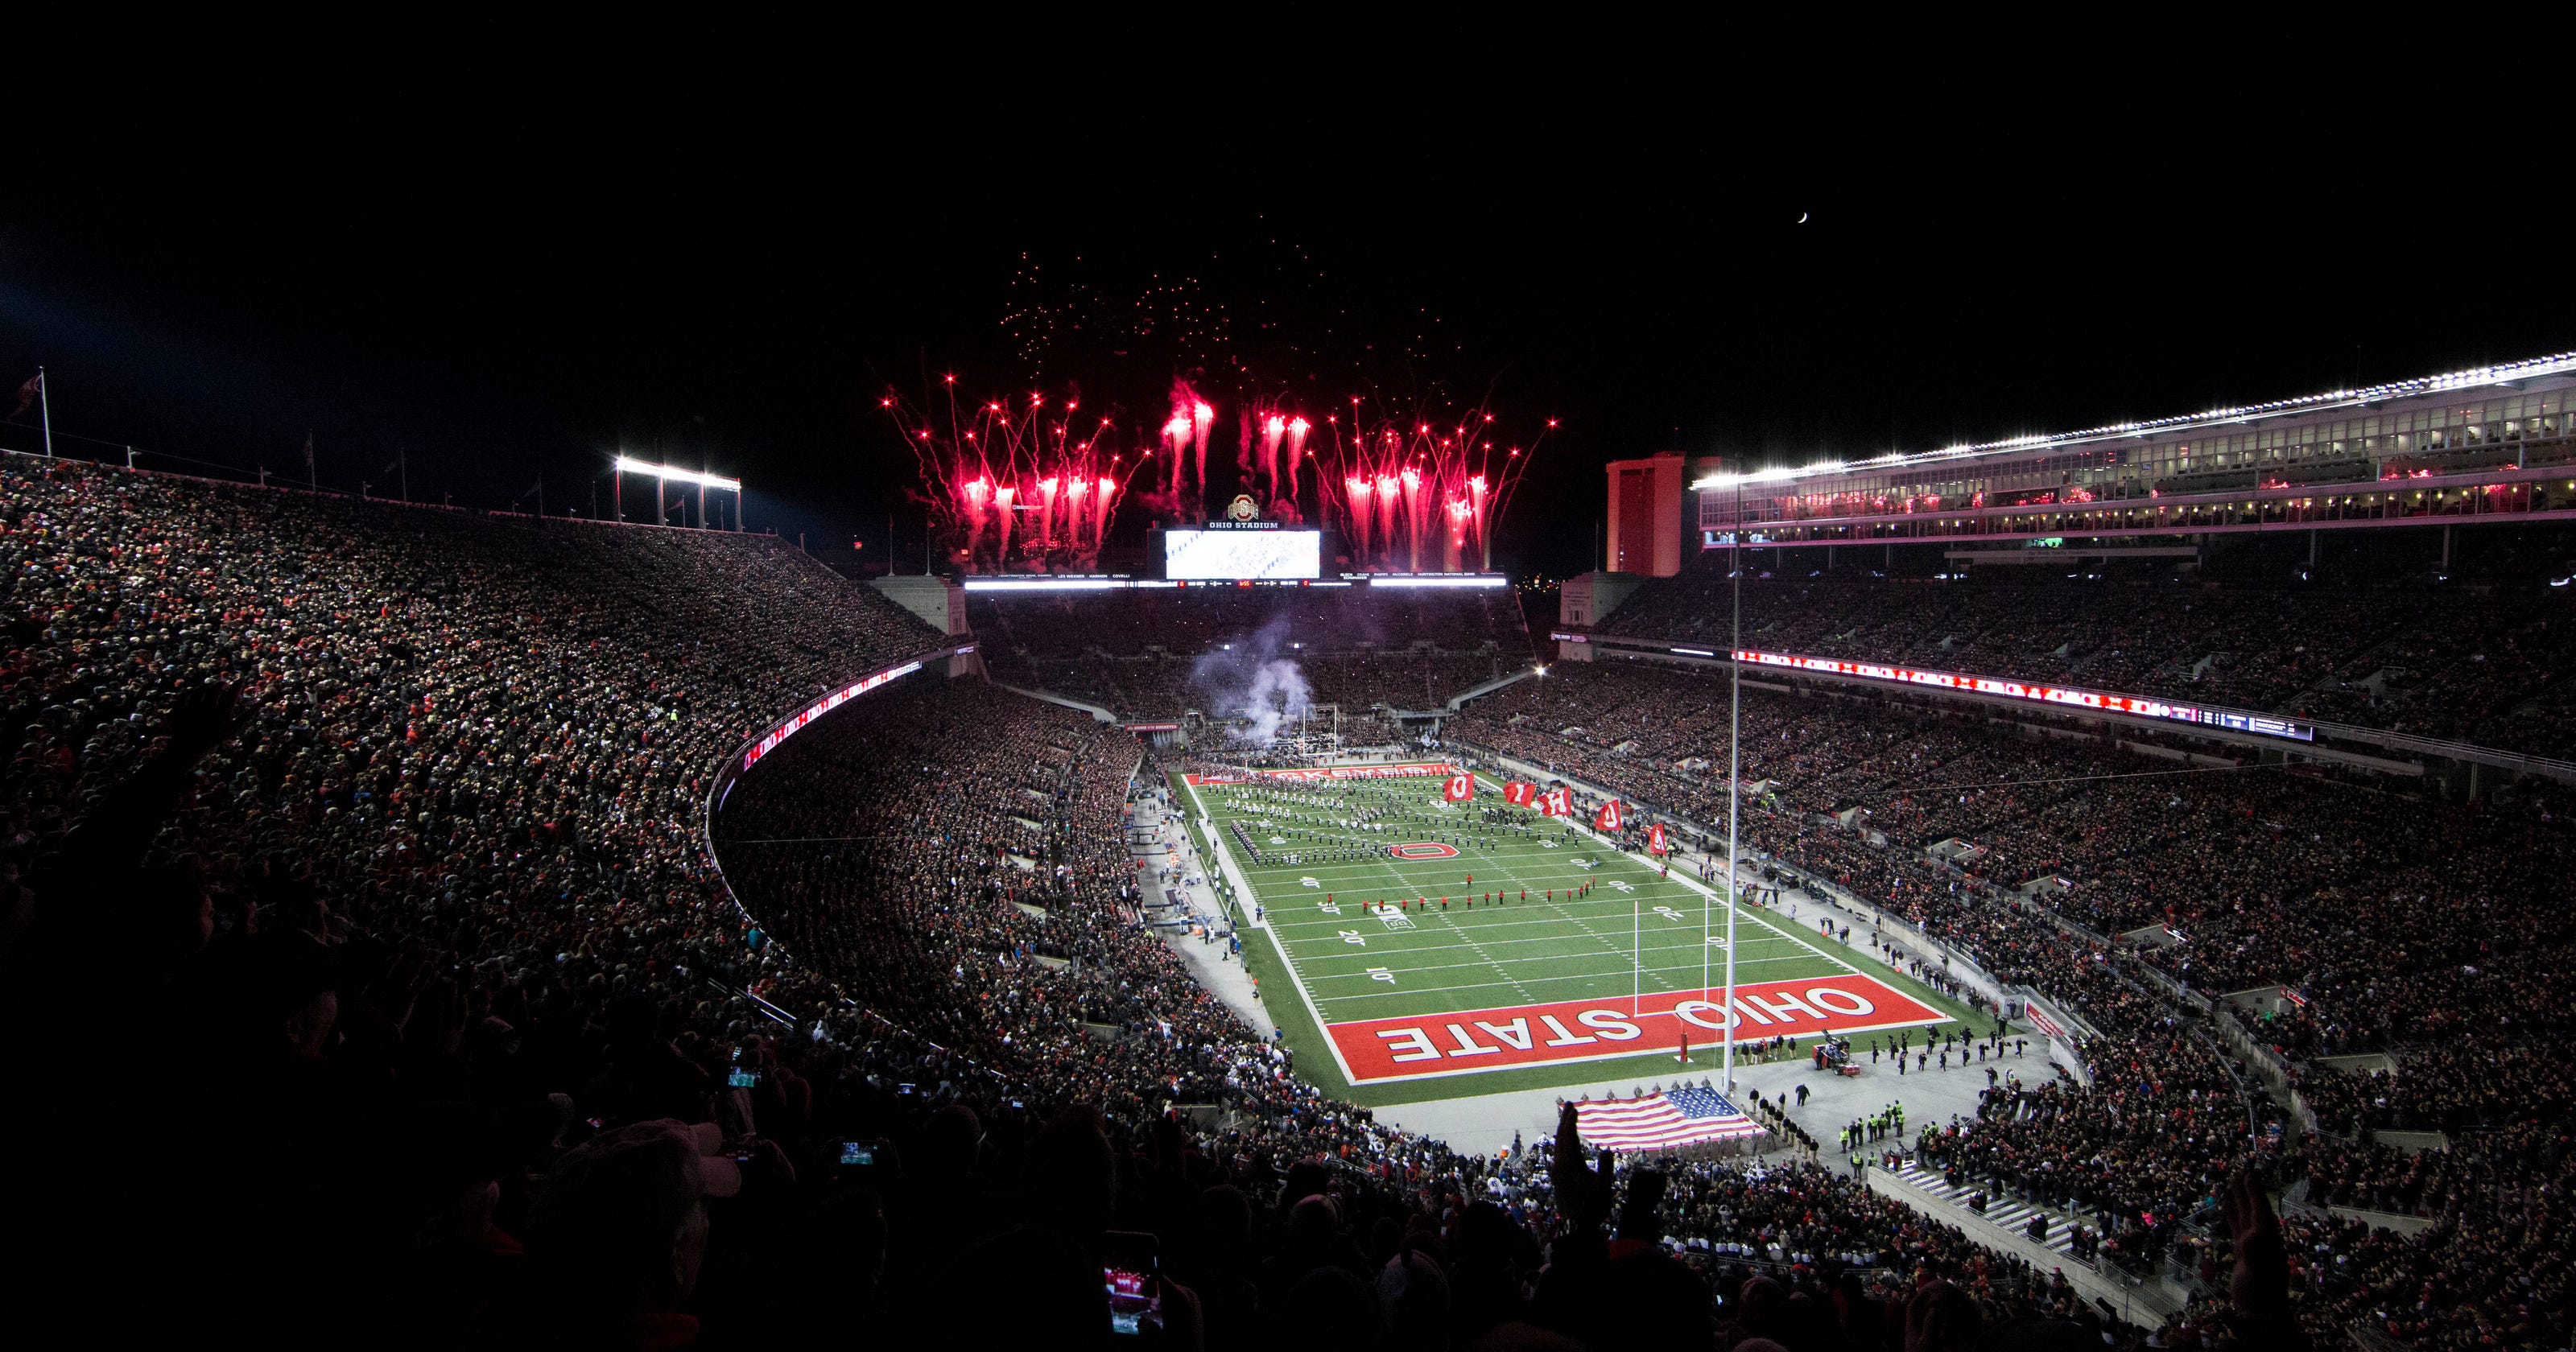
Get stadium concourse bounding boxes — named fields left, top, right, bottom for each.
left=0, top=450, right=2539, bottom=1350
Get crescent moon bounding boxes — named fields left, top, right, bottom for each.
left=1797, top=212, right=1809, bottom=224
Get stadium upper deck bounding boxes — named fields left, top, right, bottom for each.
left=1699, top=351, right=2576, bottom=547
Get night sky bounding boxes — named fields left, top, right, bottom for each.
left=2, top=21, right=2562, bottom=580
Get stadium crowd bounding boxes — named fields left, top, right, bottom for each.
left=1449, top=662, right=2575, bottom=1057
left=0, top=451, right=2548, bottom=1347
left=1449, top=656, right=2573, bottom=1349
left=0, top=456, right=949, bottom=1342
left=1579, top=565, right=2576, bottom=754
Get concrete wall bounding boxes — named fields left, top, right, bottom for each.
left=870, top=575, right=969, bottom=636
left=1558, top=571, right=1643, bottom=627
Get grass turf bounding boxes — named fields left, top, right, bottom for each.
left=1173, top=768, right=1991, bottom=1107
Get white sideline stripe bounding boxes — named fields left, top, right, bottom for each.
left=1184, top=774, right=1361, bottom=1086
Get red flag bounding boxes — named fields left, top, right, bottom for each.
left=1502, top=781, right=1536, bottom=807
left=1538, top=786, right=1572, bottom=818
left=1595, top=799, right=1625, bottom=832
left=9, top=373, right=37, bottom=420
left=1648, top=822, right=1669, bottom=854
left=1443, top=772, right=1473, bottom=802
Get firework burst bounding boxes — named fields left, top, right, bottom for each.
left=890, top=376, right=1552, bottom=575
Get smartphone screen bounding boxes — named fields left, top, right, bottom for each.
left=840, top=1140, right=873, bottom=1168
left=726, top=1069, right=758, bottom=1089
left=1102, top=1230, right=1162, bottom=1336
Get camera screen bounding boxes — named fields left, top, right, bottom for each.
left=1104, top=1265, right=1159, bottom=1335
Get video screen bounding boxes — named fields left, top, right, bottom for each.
left=1164, top=529, right=1320, bottom=580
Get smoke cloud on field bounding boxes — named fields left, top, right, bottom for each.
left=1191, top=618, right=1313, bottom=746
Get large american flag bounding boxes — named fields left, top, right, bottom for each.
left=1574, top=1086, right=1766, bottom=1152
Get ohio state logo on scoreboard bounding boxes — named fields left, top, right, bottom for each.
left=1389, top=842, right=1460, bottom=859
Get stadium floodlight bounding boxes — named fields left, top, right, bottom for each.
left=614, top=455, right=741, bottom=493
left=1686, top=348, right=2576, bottom=492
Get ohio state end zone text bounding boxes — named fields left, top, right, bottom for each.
left=1323, top=971, right=1942, bottom=1084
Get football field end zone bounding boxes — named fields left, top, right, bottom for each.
left=1325, top=971, right=1943, bottom=1085
left=1178, top=767, right=1991, bottom=1107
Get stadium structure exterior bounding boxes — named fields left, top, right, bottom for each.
left=1695, top=352, right=2576, bottom=549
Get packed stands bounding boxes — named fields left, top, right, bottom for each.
left=970, top=583, right=1533, bottom=717
left=1451, top=662, right=2575, bottom=1049
left=1581, top=559, right=2576, bottom=754
left=2, top=448, right=2549, bottom=1348
left=0, top=460, right=2172, bottom=1348
left=0, top=456, right=953, bottom=1339
left=1451, top=654, right=2575, bottom=1350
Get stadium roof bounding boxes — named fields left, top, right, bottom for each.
left=1692, top=350, right=2576, bottom=491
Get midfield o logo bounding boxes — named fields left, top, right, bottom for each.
left=1389, top=842, right=1460, bottom=859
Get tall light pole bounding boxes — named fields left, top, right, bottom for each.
left=1721, top=476, right=1742, bottom=1092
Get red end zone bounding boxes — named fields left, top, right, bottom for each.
left=1325, top=972, right=1942, bottom=1084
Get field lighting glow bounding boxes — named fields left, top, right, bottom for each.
left=1690, top=349, right=2576, bottom=492
left=615, top=456, right=742, bottom=493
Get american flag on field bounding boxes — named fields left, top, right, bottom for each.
left=1574, top=1086, right=1766, bottom=1152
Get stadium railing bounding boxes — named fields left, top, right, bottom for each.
left=693, top=638, right=982, bottom=1034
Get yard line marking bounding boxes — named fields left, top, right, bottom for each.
left=1292, top=948, right=1814, bottom=982
left=1304, top=955, right=1820, bottom=1004
left=1183, top=775, right=1362, bottom=1078
left=1425, top=909, right=1537, bottom=1002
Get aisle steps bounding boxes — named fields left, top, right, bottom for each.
left=1894, top=1164, right=2091, bottom=1256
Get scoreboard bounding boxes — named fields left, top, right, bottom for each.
left=1162, top=527, right=1321, bottom=580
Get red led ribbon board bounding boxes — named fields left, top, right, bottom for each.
left=1728, top=649, right=2314, bottom=742
left=1324, top=972, right=1942, bottom=1084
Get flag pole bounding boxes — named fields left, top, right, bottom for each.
left=37, top=368, right=53, bottom=459
left=1722, top=476, right=1742, bottom=1093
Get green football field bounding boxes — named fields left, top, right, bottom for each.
left=1177, top=766, right=1981, bottom=1107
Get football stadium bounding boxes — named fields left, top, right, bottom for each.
left=6, top=61, right=2570, bottom=1348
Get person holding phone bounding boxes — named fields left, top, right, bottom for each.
left=949, top=1107, right=1202, bottom=1348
